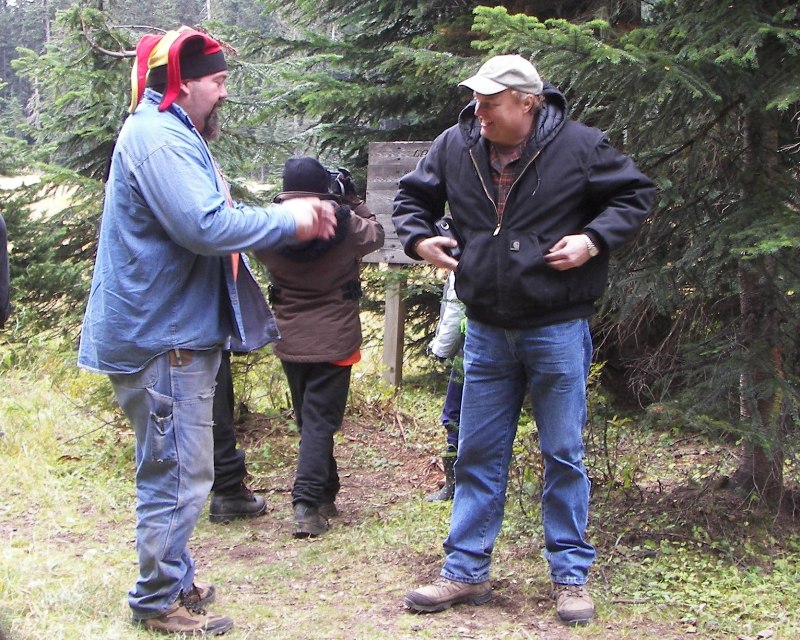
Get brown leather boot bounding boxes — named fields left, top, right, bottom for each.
left=137, top=602, right=233, bottom=635
left=404, top=578, right=492, bottom=612
left=551, top=583, right=594, bottom=624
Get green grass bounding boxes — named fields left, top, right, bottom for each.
left=1, top=346, right=799, bottom=639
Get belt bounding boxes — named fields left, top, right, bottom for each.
left=167, top=349, right=194, bottom=367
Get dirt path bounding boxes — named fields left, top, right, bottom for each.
left=192, top=413, right=693, bottom=640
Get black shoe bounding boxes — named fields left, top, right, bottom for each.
left=318, top=501, right=339, bottom=518
left=426, top=452, right=456, bottom=502
left=293, top=502, right=329, bottom=538
left=209, top=483, right=267, bottom=524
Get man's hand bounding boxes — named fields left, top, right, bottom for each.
left=414, top=236, right=459, bottom=271
left=544, top=234, right=592, bottom=271
left=281, top=198, right=337, bottom=241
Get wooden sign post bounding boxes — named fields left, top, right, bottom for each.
left=363, top=141, right=431, bottom=386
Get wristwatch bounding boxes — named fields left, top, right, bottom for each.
left=583, top=234, right=599, bottom=257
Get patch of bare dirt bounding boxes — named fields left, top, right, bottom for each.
left=204, top=411, right=584, bottom=637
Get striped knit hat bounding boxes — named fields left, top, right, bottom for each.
left=129, top=26, right=228, bottom=113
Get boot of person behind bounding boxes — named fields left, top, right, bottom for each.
left=426, top=447, right=456, bottom=501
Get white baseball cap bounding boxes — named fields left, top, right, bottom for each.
left=458, top=54, right=543, bottom=95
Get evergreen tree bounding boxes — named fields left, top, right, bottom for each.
left=245, top=1, right=642, bottom=164
left=463, top=2, right=800, bottom=507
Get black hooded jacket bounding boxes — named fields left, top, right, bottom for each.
left=392, top=83, right=655, bottom=329
left=0, top=214, right=10, bottom=329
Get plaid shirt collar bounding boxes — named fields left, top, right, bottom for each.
left=488, top=140, right=526, bottom=216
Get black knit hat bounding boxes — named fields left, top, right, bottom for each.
left=280, top=157, right=338, bottom=200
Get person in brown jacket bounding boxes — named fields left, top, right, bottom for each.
left=256, top=157, right=385, bottom=537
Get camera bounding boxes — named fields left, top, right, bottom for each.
left=435, top=217, right=462, bottom=260
left=329, top=167, right=354, bottom=198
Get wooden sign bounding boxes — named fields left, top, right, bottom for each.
left=363, top=141, right=431, bottom=265
left=362, top=141, right=432, bottom=386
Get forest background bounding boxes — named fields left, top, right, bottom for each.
left=0, top=1, right=799, bottom=638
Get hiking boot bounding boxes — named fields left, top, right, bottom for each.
left=180, top=581, right=216, bottom=609
left=293, top=502, right=329, bottom=538
left=318, top=501, right=339, bottom=518
left=209, top=483, right=267, bottom=523
left=426, top=451, right=456, bottom=502
left=137, top=603, right=234, bottom=635
left=404, top=578, right=492, bottom=613
left=551, top=583, right=594, bottom=625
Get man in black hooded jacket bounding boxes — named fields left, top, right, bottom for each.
left=393, top=54, right=654, bottom=625
left=0, top=214, right=10, bottom=329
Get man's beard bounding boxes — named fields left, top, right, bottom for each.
left=202, top=102, right=223, bottom=141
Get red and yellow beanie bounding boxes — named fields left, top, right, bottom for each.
left=129, top=26, right=227, bottom=113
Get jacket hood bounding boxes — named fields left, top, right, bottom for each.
left=276, top=204, right=352, bottom=262
left=457, top=81, right=568, bottom=150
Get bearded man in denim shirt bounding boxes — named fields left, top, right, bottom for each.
left=77, top=27, right=336, bottom=635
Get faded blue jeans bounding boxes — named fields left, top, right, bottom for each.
left=110, top=348, right=220, bottom=620
left=441, top=319, right=595, bottom=586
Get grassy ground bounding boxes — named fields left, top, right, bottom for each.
left=1, top=345, right=799, bottom=640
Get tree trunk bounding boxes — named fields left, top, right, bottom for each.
left=729, top=109, right=785, bottom=508
left=732, top=262, right=784, bottom=506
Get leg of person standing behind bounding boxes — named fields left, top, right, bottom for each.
left=426, top=270, right=465, bottom=503
left=208, top=351, right=267, bottom=523
left=426, top=364, right=463, bottom=502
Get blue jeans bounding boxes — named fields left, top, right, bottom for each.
left=441, top=319, right=595, bottom=586
left=110, top=349, right=221, bottom=620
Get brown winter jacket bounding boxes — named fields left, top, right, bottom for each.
left=255, top=198, right=384, bottom=362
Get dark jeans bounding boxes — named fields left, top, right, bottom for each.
left=441, top=365, right=463, bottom=449
left=282, top=360, right=350, bottom=507
left=211, top=351, right=248, bottom=494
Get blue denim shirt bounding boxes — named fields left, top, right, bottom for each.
left=78, top=90, right=294, bottom=374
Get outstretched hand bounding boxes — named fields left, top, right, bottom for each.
left=281, top=198, right=337, bottom=241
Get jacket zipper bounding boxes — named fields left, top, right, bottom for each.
left=469, top=148, right=541, bottom=236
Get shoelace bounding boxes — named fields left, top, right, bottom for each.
left=180, top=585, right=206, bottom=612
left=432, top=578, right=466, bottom=592
left=182, top=598, right=207, bottom=615
left=554, top=584, right=587, bottom=598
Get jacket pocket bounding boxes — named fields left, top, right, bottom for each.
left=457, top=230, right=605, bottom=313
